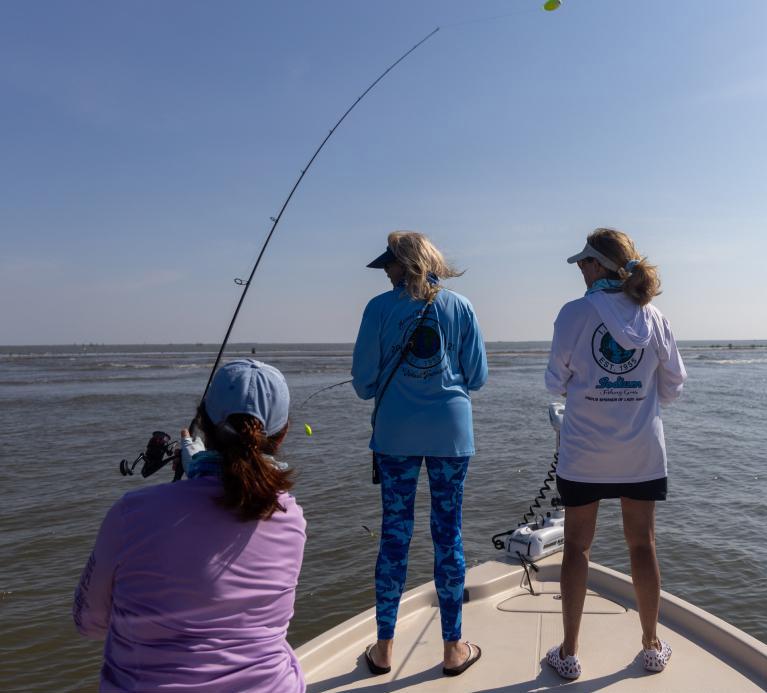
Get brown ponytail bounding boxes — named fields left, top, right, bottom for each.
left=588, top=228, right=661, bottom=306
left=197, top=406, right=294, bottom=521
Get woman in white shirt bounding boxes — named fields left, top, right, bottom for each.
left=544, top=228, right=686, bottom=679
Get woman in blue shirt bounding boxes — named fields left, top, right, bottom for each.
left=352, top=231, right=488, bottom=678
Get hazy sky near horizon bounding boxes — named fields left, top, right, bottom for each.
left=2, top=0, right=766, bottom=345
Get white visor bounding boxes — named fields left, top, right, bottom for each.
left=566, top=243, right=620, bottom=272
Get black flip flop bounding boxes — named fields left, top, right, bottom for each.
left=443, top=642, right=482, bottom=677
left=364, top=644, right=391, bottom=676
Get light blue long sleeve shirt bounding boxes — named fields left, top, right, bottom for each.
left=351, top=286, right=488, bottom=457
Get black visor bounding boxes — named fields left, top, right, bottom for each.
left=366, top=246, right=397, bottom=268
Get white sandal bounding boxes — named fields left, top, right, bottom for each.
left=546, top=644, right=582, bottom=680
left=643, top=639, right=672, bottom=672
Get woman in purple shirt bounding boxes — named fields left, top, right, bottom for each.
left=74, top=360, right=306, bottom=692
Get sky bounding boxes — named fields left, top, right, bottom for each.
left=1, top=0, right=766, bottom=344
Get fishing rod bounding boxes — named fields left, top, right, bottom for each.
left=118, top=26, right=441, bottom=479
left=199, top=26, right=440, bottom=408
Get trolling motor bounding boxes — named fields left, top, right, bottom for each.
left=119, top=431, right=179, bottom=478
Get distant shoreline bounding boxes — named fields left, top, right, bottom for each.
left=2, top=340, right=766, bottom=353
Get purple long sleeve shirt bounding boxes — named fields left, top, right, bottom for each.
left=74, top=478, right=306, bottom=692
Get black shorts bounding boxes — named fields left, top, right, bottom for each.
left=556, top=475, right=667, bottom=507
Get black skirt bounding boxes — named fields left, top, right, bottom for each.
left=556, top=474, right=667, bottom=507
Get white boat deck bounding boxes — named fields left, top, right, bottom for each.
left=297, top=555, right=767, bottom=692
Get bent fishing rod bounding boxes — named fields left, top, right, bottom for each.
left=119, top=26, right=440, bottom=480
left=201, top=25, right=439, bottom=405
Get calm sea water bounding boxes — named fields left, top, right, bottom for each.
left=1, top=341, right=765, bottom=691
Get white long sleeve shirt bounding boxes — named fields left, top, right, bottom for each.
left=545, top=291, right=686, bottom=483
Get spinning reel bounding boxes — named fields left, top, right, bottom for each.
left=119, top=431, right=179, bottom=478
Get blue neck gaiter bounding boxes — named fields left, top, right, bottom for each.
left=186, top=451, right=223, bottom=479
left=586, top=278, right=623, bottom=295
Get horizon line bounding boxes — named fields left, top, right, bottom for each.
left=2, top=338, right=767, bottom=348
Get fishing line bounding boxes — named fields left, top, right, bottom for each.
left=196, top=26, right=440, bottom=410
left=441, top=6, right=538, bottom=30
left=289, top=2, right=565, bottom=414
left=296, top=378, right=354, bottom=409
left=440, top=0, right=560, bottom=30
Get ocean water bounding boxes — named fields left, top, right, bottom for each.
left=1, top=341, right=765, bottom=691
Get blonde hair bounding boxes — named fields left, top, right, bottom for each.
left=387, top=231, right=463, bottom=302
left=587, top=228, right=661, bottom=306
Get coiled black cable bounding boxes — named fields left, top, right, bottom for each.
left=522, top=451, right=561, bottom=524
left=490, top=450, right=562, bottom=550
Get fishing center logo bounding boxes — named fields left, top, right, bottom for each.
left=400, top=310, right=446, bottom=372
left=591, top=323, right=643, bottom=375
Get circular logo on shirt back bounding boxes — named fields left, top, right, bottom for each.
left=402, top=315, right=445, bottom=369
left=591, top=323, right=643, bottom=374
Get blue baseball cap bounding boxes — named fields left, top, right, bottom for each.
left=367, top=246, right=397, bottom=268
left=203, top=360, right=290, bottom=436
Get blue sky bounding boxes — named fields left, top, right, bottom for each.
left=2, top=0, right=765, bottom=344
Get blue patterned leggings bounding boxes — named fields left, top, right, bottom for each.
left=374, top=453, right=470, bottom=642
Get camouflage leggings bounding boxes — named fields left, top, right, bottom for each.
left=374, top=453, right=470, bottom=642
